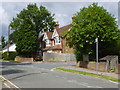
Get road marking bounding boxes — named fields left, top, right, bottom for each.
left=50, top=68, right=56, bottom=71
left=67, top=79, right=102, bottom=88
left=108, top=80, right=119, bottom=84
left=1, top=76, right=21, bottom=90
left=4, top=83, right=11, bottom=88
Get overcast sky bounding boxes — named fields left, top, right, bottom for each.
left=0, top=0, right=120, bottom=43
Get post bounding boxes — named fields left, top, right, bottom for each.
left=7, top=25, right=10, bottom=60
left=95, top=38, right=98, bottom=75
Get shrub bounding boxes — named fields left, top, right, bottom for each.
left=2, top=51, right=18, bottom=60
left=0, top=52, right=2, bottom=59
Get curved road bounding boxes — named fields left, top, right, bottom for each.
left=0, top=60, right=119, bottom=89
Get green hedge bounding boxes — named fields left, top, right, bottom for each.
left=75, top=40, right=120, bottom=62
left=2, top=51, right=18, bottom=60
left=0, top=52, right=2, bottom=59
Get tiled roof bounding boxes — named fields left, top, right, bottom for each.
left=56, top=24, right=71, bottom=36
left=43, top=45, right=62, bottom=51
left=43, top=24, right=71, bottom=40
left=46, top=32, right=53, bottom=39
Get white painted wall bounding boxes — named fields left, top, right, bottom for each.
left=3, top=44, right=16, bottom=53
left=52, top=29, right=59, bottom=38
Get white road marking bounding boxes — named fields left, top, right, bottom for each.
left=4, top=83, right=11, bottom=88
left=67, top=79, right=102, bottom=88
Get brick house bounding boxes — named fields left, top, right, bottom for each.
left=37, top=34, right=45, bottom=56
left=42, top=23, right=74, bottom=53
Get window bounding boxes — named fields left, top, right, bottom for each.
left=53, top=41, right=54, bottom=46
left=46, top=40, right=51, bottom=46
left=55, top=37, right=61, bottom=45
left=47, top=50, right=52, bottom=53
left=39, top=43, right=41, bottom=48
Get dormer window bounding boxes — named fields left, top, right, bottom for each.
left=46, top=39, right=51, bottom=46
left=55, top=37, right=61, bottom=45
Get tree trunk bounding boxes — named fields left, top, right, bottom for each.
left=83, top=54, right=89, bottom=61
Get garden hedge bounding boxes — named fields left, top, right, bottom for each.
left=2, top=51, right=18, bottom=60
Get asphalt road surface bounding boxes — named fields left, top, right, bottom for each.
left=0, top=60, right=119, bottom=89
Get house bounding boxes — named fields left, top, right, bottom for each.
left=2, top=43, right=16, bottom=53
left=36, top=34, right=45, bottom=56
left=42, top=22, right=74, bottom=53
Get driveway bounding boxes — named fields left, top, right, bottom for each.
left=0, top=60, right=119, bottom=89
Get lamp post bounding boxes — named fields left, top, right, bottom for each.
left=95, top=38, right=98, bottom=75
left=7, top=25, right=10, bottom=60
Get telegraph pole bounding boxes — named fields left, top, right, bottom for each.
left=7, top=25, right=10, bottom=60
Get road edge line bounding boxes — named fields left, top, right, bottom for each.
left=1, top=76, right=20, bottom=89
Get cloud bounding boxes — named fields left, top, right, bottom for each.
left=0, top=5, right=9, bottom=26
left=54, top=14, right=71, bottom=27
left=1, top=2, right=119, bottom=42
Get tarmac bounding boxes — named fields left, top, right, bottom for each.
left=34, top=61, right=120, bottom=79
left=58, top=65, right=120, bottom=79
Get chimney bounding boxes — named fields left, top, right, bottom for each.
left=55, top=21, right=59, bottom=30
left=44, top=27, right=47, bottom=32
left=72, top=14, right=76, bottom=23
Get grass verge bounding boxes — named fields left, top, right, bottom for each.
left=0, top=77, right=2, bottom=82
left=3, top=60, right=21, bottom=63
left=47, top=60, right=67, bottom=62
left=56, top=68, right=120, bottom=82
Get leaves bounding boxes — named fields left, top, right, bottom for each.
left=1, top=36, right=6, bottom=48
left=9, top=3, right=56, bottom=57
left=64, top=2, right=119, bottom=55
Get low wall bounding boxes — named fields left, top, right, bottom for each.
left=77, top=61, right=107, bottom=72
left=15, top=57, right=33, bottom=63
left=43, top=52, right=76, bottom=61
left=116, top=64, right=120, bottom=74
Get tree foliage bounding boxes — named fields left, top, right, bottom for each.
left=1, top=36, right=6, bottom=49
left=64, top=3, right=120, bottom=61
left=10, top=3, right=55, bottom=57
left=16, top=18, right=38, bottom=57
left=10, top=3, right=55, bottom=33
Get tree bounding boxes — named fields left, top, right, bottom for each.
left=16, top=18, right=38, bottom=57
left=10, top=3, right=55, bottom=34
left=1, top=36, right=6, bottom=49
left=10, top=3, right=55, bottom=57
left=64, top=3, right=120, bottom=61
left=9, top=31, right=18, bottom=44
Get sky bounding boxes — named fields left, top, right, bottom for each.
left=0, top=0, right=120, bottom=44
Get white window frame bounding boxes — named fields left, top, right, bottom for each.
left=47, top=50, right=52, bottom=53
left=55, top=37, right=61, bottom=45
left=53, top=41, right=54, bottom=46
left=46, top=39, right=51, bottom=46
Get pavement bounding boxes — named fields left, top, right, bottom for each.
left=33, top=61, right=120, bottom=79
left=57, top=66, right=120, bottom=79
left=0, top=60, right=119, bottom=89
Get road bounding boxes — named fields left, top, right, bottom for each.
left=0, top=60, right=119, bottom=89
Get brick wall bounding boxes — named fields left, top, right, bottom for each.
left=43, top=52, right=76, bottom=61
left=77, top=61, right=107, bottom=72
left=15, top=57, right=33, bottom=63
left=62, top=39, right=74, bottom=53
left=116, top=64, right=120, bottom=74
